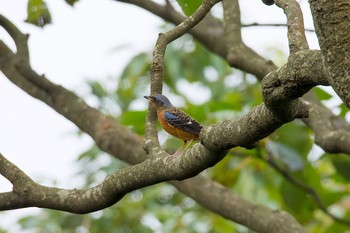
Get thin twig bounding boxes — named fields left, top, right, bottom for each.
left=242, top=22, right=315, bottom=33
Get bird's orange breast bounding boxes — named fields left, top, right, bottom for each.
left=157, top=111, right=199, bottom=141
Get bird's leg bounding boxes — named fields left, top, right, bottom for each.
left=171, top=141, right=187, bottom=157
left=169, top=140, right=193, bottom=158
left=181, top=140, right=193, bottom=153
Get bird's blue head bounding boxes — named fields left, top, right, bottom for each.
left=144, top=94, right=173, bottom=109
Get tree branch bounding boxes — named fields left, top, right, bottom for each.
left=260, top=1, right=316, bottom=120
left=201, top=102, right=308, bottom=151
left=0, top=14, right=29, bottom=58
left=274, top=0, right=309, bottom=53
left=0, top=147, right=222, bottom=213
left=242, top=22, right=315, bottom=32
left=309, top=0, right=350, bottom=108
left=303, top=92, right=350, bottom=154
left=0, top=153, right=34, bottom=187
left=262, top=50, right=329, bottom=115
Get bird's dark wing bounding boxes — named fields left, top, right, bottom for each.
left=165, top=109, right=202, bottom=136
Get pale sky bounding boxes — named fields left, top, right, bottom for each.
left=0, top=0, right=319, bottom=231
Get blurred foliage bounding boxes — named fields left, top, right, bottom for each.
left=15, top=21, right=350, bottom=233
left=26, top=0, right=51, bottom=27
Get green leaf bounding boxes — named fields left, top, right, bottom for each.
left=176, top=0, right=203, bottom=16
left=321, top=191, right=346, bottom=207
left=26, top=0, right=52, bottom=27
left=313, top=87, right=333, bottom=101
left=280, top=179, right=313, bottom=220
left=338, top=103, right=349, bottom=117
left=331, top=154, right=350, bottom=180
left=77, top=145, right=101, bottom=161
left=65, top=0, right=79, bottom=6
left=272, top=121, right=312, bottom=158
left=88, top=81, right=108, bottom=99
left=163, top=40, right=232, bottom=97
left=322, top=222, right=350, bottom=233
left=117, top=53, right=150, bottom=111
left=267, top=141, right=304, bottom=171
left=211, top=156, right=241, bottom=187
left=119, top=111, right=147, bottom=135
left=18, top=215, right=41, bottom=229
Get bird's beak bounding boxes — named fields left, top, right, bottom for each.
left=144, top=96, right=151, bottom=100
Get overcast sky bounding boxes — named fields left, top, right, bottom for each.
left=0, top=0, right=319, bottom=231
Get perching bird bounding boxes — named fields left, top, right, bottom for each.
left=144, top=94, right=202, bottom=156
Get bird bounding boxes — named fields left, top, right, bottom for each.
left=144, top=94, right=202, bottom=156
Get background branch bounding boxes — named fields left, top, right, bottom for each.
left=303, top=92, right=350, bottom=154
left=242, top=22, right=315, bottom=32
left=262, top=50, right=329, bottom=114
left=172, top=176, right=307, bottom=233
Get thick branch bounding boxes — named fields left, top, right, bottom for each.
left=303, top=92, right=350, bottom=154
left=201, top=102, right=308, bottom=151
left=262, top=50, right=329, bottom=114
left=261, top=0, right=313, bottom=118
left=309, top=0, right=350, bottom=108
left=0, top=147, right=222, bottom=213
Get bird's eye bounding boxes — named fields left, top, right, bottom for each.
left=152, top=97, right=157, bottom=101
